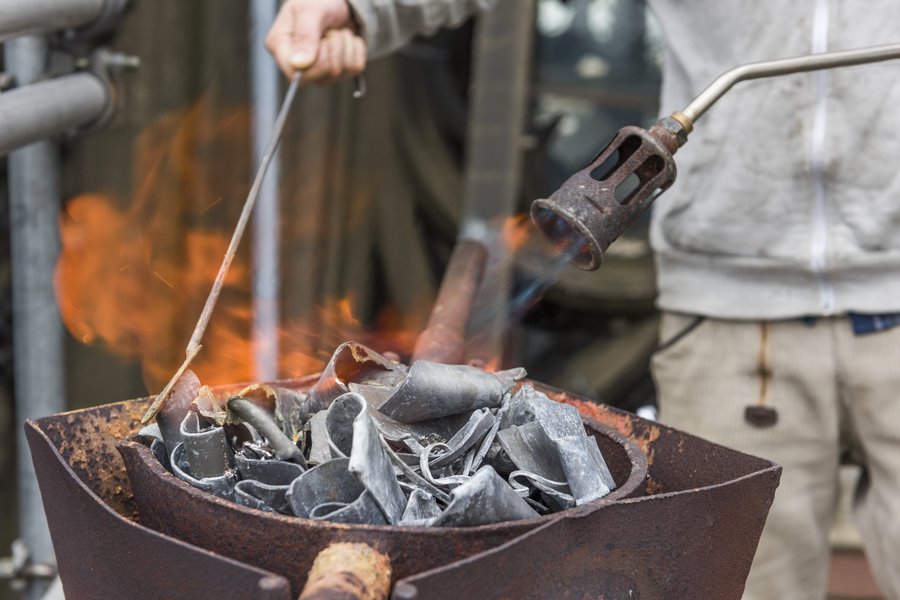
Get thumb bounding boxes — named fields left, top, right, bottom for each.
left=289, top=7, right=324, bottom=70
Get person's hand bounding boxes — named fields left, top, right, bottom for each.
left=265, top=0, right=367, bottom=83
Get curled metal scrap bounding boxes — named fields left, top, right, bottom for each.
left=170, top=443, right=236, bottom=500
left=309, top=341, right=408, bottom=408
left=288, top=458, right=388, bottom=525
left=161, top=342, right=620, bottom=526
left=234, top=479, right=293, bottom=514
left=179, top=413, right=232, bottom=479
left=378, top=362, right=523, bottom=423
left=343, top=393, right=407, bottom=524
left=432, top=467, right=538, bottom=527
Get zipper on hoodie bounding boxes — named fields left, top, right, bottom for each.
left=810, top=0, right=836, bottom=315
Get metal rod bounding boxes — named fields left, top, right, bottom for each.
left=0, top=0, right=104, bottom=41
left=411, top=240, right=488, bottom=364
left=681, top=42, right=900, bottom=125
left=141, top=72, right=302, bottom=424
left=0, top=73, right=109, bottom=156
left=6, top=35, right=66, bottom=600
left=249, top=0, right=281, bottom=383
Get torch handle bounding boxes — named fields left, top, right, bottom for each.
left=677, top=42, right=900, bottom=130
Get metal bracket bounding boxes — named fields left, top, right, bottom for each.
left=0, top=540, right=57, bottom=591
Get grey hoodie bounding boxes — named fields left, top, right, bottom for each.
left=347, top=0, right=496, bottom=58
left=648, top=0, right=900, bottom=319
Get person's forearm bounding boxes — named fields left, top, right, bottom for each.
left=347, top=0, right=497, bottom=59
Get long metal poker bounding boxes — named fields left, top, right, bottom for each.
left=142, top=72, right=302, bottom=424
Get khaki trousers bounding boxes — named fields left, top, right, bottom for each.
left=652, top=313, right=900, bottom=600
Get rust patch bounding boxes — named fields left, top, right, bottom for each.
left=555, top=394, right=661, bottom=465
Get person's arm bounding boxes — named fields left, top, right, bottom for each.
left=347, top=0, right=496, bottom=59
left=266, top=0, right=496, bottom=81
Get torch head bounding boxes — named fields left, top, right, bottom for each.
left=531, top=117, right=688, bottom=270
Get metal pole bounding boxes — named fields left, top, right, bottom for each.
left=250, top=0, right=281, bottom=383
left=679, top=42, right=900, bottom=126
left=0, top=73, right=109, bottom=156
left=0, top=0, right=104, bottom=41
left=6, top=35, right=66, bottom=600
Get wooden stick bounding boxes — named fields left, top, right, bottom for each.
left=141, top=72, right=302, bottom=424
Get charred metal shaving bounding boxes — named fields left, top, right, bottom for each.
left=309, top=341, right=407, bottom=408
left=227, top=397, right=306, bottom=468
left=273, top=386, right=315, bottom=441
left=157, top=370, right=201, bottom=456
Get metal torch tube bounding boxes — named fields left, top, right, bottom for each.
left=6, top=35, right=67, bottom=600
left=680, top=42, right=900, bottom=126
left=0, top=0, right=105, bottom=41
left=411, top=240, right=488, bottom=364
left=0, top=72, right=110, bottom=156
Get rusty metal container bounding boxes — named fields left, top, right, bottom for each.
left=27, top=376, right=779, bottom=599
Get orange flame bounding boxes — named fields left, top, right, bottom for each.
left=56, top=94, right=430, bottom=391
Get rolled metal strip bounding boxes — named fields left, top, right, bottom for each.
left=379, top=361, right=507, bottom=423
left=287, top=458, right=387, bottom=525
left=179, top=412, right=233, bottom=479
left=233, top=479, right=293, bottom=515
left=169, top=443, right=236, bottom=500
left=334, top=393, right=407, bottom=524
left=234, top=453, right=305, bottom=485
left=0, top=72, right=110, bottom=156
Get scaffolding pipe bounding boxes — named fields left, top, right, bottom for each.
left=6, top=35, right=67, bottom=600
left=250, top=0, right=282, bottom=382
left=0, top=0, right=105, bottom=41
left=0, top=72, right=110, bottom=157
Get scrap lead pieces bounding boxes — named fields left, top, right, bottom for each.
left=378, top=362, right=524, bottom=423
left=157, top=369, right=201, bottom=457
left=400, top=489, right=442, bottom=526
left=170, top=442, right=237, bottom=500
left=287, top=458, right=387, bottom=525
left=227, top=397, right=306, bottom=467
left=309, top=342, right=408, bottom=408
left=234, top=479, right=293, bottom=514
left=433, top=466, right=539, bottom=527
left=179, top=412, right=234, bottom=479
left=337, top=393, right=407, bottom=524
left=556, top=434, right=616, bottom=505
left=499, top=386, right=617, bottom=505
left=235, top=452, right=305, bottom=485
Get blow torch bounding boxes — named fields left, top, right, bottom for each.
left=531, top=43, right=900, bottom=271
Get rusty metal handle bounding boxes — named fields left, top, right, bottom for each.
left=676, top=42, right=900, bottom=130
